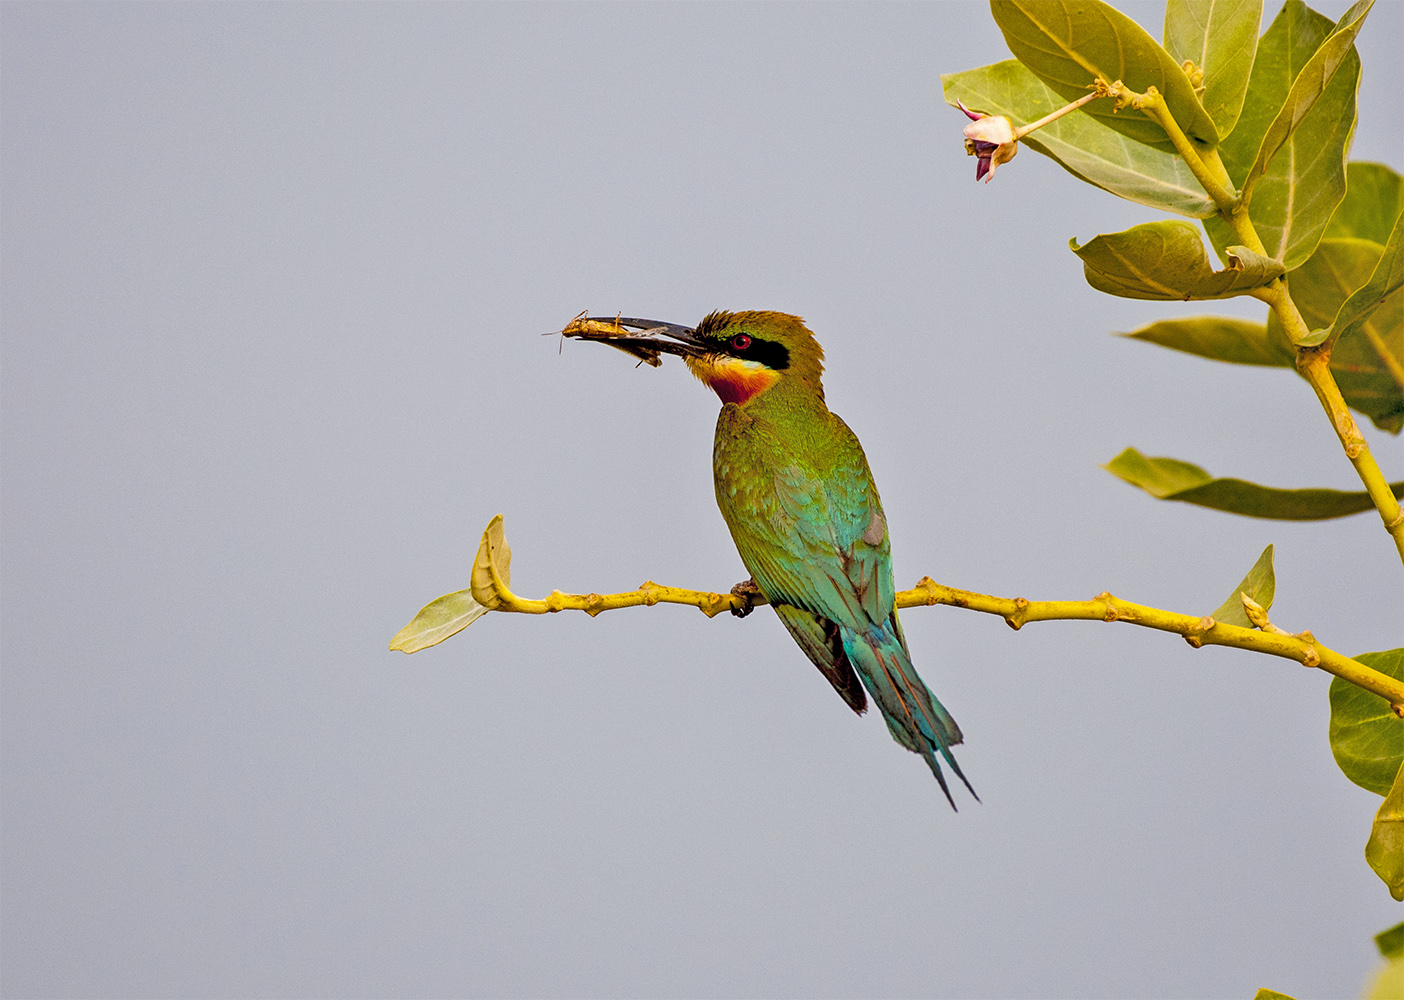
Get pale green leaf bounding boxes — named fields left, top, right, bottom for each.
left=1207, top=0, right=1366, bottom=268
left=1120, top=315, right=1291, bottom=366
left=1210, top=544, right=1275, bottom=627
left=1252, top=990, right=1298, bottom=1000
left=1266, top=237, right=1404, bottom=432
left=1367, top=758, right=1404, bottom=901
left=390, top=589, right=488, bottom=653
left=1216, top=1, right=1331, bottom=181
left=1324, top=161, right=1403, bottom=244
left=989, top=0, right=1219, bottom=151
left=1104, top=447, right=1404, bottom=519
left=1163, top=0, right=1263, bottom=136
left=1274, top=237, right=1384, bottom=337
left=1322, top=208, right=1404, bottom=357
left=1071, top=220, right=1283, bottom=300
left=942, top=61, right=1215, bottom=217
left=1329, top=649, right=1404, bottom=795
left=1242, top=0, right=1371, bottom=198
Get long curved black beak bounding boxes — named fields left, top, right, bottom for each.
left=558, top=314, right=707, bottom=367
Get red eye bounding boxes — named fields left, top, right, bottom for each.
left=730, top=334, right=751, bottom=351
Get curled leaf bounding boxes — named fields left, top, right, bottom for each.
left=1071, top=221, right=1283, bottom=300
left=470, top=514, right=513, bottom=610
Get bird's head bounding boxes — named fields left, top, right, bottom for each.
left=563, top=310, right=824, bottom=406
left=684, top=311, right=824, bottom=405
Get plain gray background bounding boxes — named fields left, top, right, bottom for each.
left=3, top=2, right=1401, bottom=997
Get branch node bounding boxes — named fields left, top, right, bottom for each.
left=545, top=590, right=567, bottom=613
left=1096, top=592, right=1120, bottom=623
left=1393, top=704, right=1404, bottom=720
left=639, top=581, right=661, bottom=606
left=1004, top=596, right=1030, bottom=630
left=914, top=576, right=944, bottom=606
left=1184, top=634, right=1204, bottom=649
left=584, top=593, right=604, bottom=616
left=698, top=593, right=729, bottom=618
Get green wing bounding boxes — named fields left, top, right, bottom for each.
left=715, top=409, right=898, bottom=638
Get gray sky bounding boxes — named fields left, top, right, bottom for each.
left=3, top=2, right=1401, bottom=997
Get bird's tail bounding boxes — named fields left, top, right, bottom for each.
left=840, top=621, right=977, bottom=809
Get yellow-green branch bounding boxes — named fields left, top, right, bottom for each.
left=433, top=516, right=1404, bottom=712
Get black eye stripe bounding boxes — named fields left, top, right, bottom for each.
left=722, top=335, right=790, bottom=371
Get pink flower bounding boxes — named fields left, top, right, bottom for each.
left=958, top=101, right=1018, bottom=183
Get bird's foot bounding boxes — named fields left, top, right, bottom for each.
left=729, top=578, right=762, bottom=618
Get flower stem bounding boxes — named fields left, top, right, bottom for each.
left=1013, top=90, right=1103, bottom=139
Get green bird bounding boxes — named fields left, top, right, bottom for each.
left=570, top=311, right=975, bottom=807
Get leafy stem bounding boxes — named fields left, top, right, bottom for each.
left=1251, top=280, right=1404, bottom=564
left=1111, top=76, right=1404, bottom=565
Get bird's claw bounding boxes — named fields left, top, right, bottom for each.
left=729, top=578, right=762, bottom=618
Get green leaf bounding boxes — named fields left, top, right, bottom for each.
left=1104, top=447, right=1404, bottom=520
left=1251, top=991, right=1298, bottom=1000
left=1367, top=759, right=1404, bottom=901
left=1209, top=544, right=1274, bottom=627
left=941, top=61, right=1215, bottom=217
left=1273, top=237, right=1384, bottom=340
left=989, top=0, right=1219, bottom=151
left=1322, top=209, right=1404, bottom=356
left=1240, top=0, right=1370, bottom=198
left=389, top=589, right=489, bottom=653
left=1266, top=237, right=1404, bottom=432
left=1377, top=923, right=1404, bottom=961
left=1120, top=315, right=1292, bottom=366
left=1329, top=649, right=1404, bottom=795
left=1071, top=220, right=1283, bottom=300
left=1163, top=0, right=1263, bottom=137
left=1207, top=0, right=1366, bottom=268
left=1216, top=1, right=1329, bottom=181
left=1324, top=162, right=1404, bottom=245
